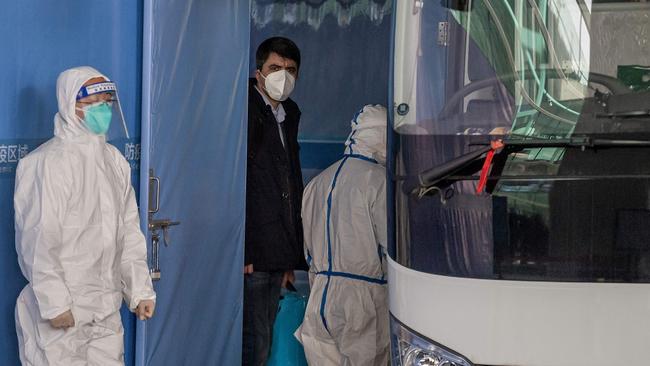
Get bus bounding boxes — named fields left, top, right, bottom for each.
left=388, top=0, right=650, bottom=365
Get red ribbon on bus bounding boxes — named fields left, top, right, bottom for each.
left=476, top=140, right=504, bottom=194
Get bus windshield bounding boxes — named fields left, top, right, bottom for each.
left=392, top=0, right=650, bottom=282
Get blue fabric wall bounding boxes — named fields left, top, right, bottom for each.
left=137, top=1, right=250, bottom=365
left=0, top=3, right=143, bottom=365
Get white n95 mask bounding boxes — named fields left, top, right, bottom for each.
left=262, top=70, right=295, bottom=102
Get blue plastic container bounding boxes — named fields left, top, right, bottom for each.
left=267, top=292, right=308, bottom=366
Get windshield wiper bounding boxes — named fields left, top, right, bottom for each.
left=414, top=137, right=650, bottom=197
left=471, top=137, right=650, bottom=149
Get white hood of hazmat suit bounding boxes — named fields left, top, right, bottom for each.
left=13, top=66, right=155, bottom=366
left=295, top=104, right=389, bottom=366
left=343, top=104, right=387, bottom=165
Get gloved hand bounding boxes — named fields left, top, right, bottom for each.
left=49, top=310, right=75, bottom=329
left=136, top=300, right=156, bottom=321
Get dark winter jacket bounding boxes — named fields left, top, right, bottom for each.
left=245, top=78, right=308, bottom=271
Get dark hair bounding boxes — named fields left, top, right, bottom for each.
left=255, top=37, right=301, bottom=71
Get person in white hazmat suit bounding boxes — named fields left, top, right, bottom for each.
left=13, top=66, right=156, bottom=366
left=296, top=104, right=389, bottom=366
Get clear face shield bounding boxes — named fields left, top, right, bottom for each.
left=75, top=81, right=130, bottom=140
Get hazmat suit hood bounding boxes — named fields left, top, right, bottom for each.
left=54, top=66, right=108, bottom=140
left=344, top=104, right=388, bottom=165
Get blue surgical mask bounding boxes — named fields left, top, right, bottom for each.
left=83, top=102, right=112, bottom=135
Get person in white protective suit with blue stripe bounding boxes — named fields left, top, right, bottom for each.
left=296, top=104, right=389, bottom=366
left=14, top=66, right=156, bottom=365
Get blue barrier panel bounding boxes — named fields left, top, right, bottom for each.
left=137, top=1, right=250, bottom=365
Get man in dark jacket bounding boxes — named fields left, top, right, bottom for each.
left=243, top=37, right=308, bottom=366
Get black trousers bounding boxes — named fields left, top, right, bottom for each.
left=242, top=271, right=283, bottom=366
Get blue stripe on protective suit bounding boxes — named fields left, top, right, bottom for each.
left=316, top=271, right=387, bottom=285
left=344, top=107, right=365, bottom=155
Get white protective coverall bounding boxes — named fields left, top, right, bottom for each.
left=14, top=66, right=156, bottom=365
left=296, top=105, right=389, bottom=366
